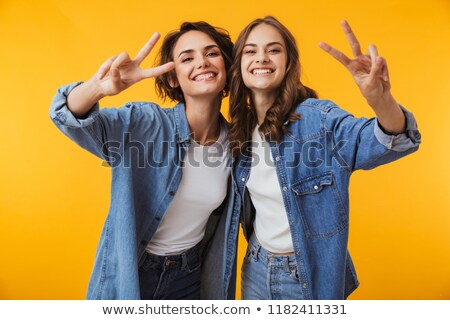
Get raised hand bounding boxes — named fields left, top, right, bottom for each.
left=318, top=20, right=391, bottom=106
left=95, top=32, right=175, bottom=97
left=67, top=33, right=175, bottom=118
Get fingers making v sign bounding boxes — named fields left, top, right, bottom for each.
left=318, top=20, right=407, bottom=134
left=96, top=32, right=175, bottom=97
left=318, top=20, right=391, bottom=106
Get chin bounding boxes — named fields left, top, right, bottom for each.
left=250, top=84, right=275, bottom=91
left=193, top=89, right=223, bottom=98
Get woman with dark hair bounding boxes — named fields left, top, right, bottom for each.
left=50, top=22, right=239, bottom=300
left=230, top=16, right=421, bottom=299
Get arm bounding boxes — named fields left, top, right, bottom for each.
left=326, top=103, right=420, bottom=172
left=50, top=83, right=162, bottom=165
left=319, top=20, right=405, bottom=134
left=67, top=32, right=174, bottom=118
left=318, top=21, right=420, bottom=171
left=50, top=33, right=174, bottom=163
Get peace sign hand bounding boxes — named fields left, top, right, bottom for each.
left=319, top=21, right=391, bottom=106
left=95, top=32, right=174, bottom=97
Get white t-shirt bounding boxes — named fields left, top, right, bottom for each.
left=146, top=123, right=230, bottom=255
left=247, top=126, right=294, bottom=253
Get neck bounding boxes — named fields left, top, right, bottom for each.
left=252, top=90, right=277, bottom=125
left=185, top=94, right=222, bottom=145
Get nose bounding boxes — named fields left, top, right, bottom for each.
left=255, top=51, right=269, bottom=64
left=196, top=55, right=209, bottom=69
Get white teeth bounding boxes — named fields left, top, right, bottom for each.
left=252, top=69, right=272, bottom=75
left=194, top=73, right=215, bottom=81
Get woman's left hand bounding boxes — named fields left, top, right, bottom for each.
left=319, top=20, right=407, bottom=134
left=319, top=20, right=390, bottom=106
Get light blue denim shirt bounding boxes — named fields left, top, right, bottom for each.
left=234, top=98, right=421, bottom=299
left=49, top=82, right=240, bottom=299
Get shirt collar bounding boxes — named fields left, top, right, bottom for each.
left=173, top=102, right=191, bottom=144
left=173, top=102, right=231, bottom=144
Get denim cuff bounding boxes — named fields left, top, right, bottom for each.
left=49, top=81, right=100, bottom=128
left=373, top=105, right=421, bottom=152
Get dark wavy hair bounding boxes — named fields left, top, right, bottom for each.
left=155, top=21, right=233, bottom=103
left=229, top=16, right=317, bottom=157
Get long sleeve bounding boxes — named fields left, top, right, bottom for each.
left=49, top=82, right=155, bottom=166
left=326, top=104, right=421, bottom=172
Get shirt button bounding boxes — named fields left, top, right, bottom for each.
left=275, top=156, right=280, bottom=161
left=241, top=178, right=245, bottom=182
left=155, top=216, right=161, bottom=221
left=314, top=185, right=319, bottom=190
left=169, top=191, right=175, bottom=196
left=303, top=283, right=307, bottom=289
left=282, top=186, right=287, bottom=192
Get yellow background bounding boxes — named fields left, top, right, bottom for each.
left=1, top=0, right=449, bottom=299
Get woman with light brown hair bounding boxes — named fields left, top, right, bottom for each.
left=230, top=16, right=421, bottom=299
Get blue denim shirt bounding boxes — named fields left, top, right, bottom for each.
left=49, top=82, right=240, bottom=299
left=233, top=98, right=421, bottom=299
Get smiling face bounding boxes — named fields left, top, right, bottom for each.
left=172, top=30, right=226, bottom=101
left=241, top=23, right=288, bottom=97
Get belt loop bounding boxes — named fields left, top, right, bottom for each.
left=252, top=241, right=261, bottom=262
left=138, top=251, right=148, bottom=268
left=181, top=252, right=188, bottom=270
left=283, top=256, right=290, bottom=274
left=255, top=242, right=261, bottom=260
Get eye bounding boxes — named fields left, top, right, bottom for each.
left=244, top=49, right=256, bottom=55
left=206, top=51, right=220, bottom=57
left=268, top=48, right=281, bottom=54
left=181, top=57, right=193, bottom=63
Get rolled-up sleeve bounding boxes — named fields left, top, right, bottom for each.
left=50, top=81, right=101, bottom=128
left=373, top=105, right=422, bottom=152
left=327, top=103, right=421, bottom=172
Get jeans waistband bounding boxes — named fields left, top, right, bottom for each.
left=248, top=233, right=296, bottom=266
left=139, top=241, right=201, bottom=270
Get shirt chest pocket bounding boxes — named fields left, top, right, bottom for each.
left=291, top=172, right=348, bottom=238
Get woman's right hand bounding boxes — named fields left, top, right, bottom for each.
left=67, top=32, right=175, bottom=118
left=94, top=32, right=174, bottom=97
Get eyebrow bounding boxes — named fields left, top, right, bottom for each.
left=244, top=42, right=284, bottom=48
left=177, top=45, right=220, bottom=58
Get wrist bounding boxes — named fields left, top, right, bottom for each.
left=367, top=93, right=398, bottom=113
left=85, top=77, right=106, bottom=101
left=368, top=93, right=406, bottom=135
left=67, top=78, right=105, bottom=118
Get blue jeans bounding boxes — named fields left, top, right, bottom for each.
left=138, top=242, right=201, bottom=300
left=241, top=233, right=304, bottom=300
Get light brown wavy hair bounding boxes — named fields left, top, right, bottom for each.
left=229, top=16, right=317, bottom=157
left=155, top=21, right=233, bottom=103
